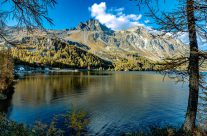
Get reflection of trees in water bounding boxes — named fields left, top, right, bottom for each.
left=198, top=89, right=207, bottom=130
left=13, top=72, right=99, bottom=105
left=197, top=73, right=207, bottom=130
left=0, top=72, right=190, bottom=114
left=0, top=87, right=14, bottom=116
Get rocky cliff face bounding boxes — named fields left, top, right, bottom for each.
left=1, top=19, right=188, bottom=62
left=67, top=19, right=188, bottom=61
left=76, top=19, right=113, bottom=33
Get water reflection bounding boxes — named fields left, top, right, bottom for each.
left=198, top=72, right=207, bottom=130
left=0, top=88, right=14, bottom=117
left=14, top=73, right=93, bottom=104
left=0, top=71, right=190, bottom=135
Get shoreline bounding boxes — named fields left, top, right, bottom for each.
left=13, top=65, right=207, bottom=77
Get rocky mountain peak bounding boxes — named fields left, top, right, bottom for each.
left=76, top=19, right=113, bottom=33
left=69, top=20, right=188, bottom=61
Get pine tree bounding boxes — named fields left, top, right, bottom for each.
left=131, top=0, right=207, bottom=132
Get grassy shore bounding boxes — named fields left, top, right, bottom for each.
left=0, top=113, right=206, bottom=136
left=123, top=126, right=206, bottom=136
left=0, top=114, right=63, bottom=136
left=0, top=109, right=89, bottom=136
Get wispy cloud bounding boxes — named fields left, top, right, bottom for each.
left=144, top=20, right=150, bottom=24
left=89, top=2, right=143, bottom=30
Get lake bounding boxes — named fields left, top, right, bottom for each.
left=0, top=71, right=189, bottom=135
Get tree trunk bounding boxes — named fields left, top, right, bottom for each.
left=183, top=0, right=199, bottom=132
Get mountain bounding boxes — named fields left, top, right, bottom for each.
left=0, top=19, right=189, bottom=70
left=76, top=19, right=113, bottom=33
left=66, top=19, right=188, bottom=61
left=11, top=37, right=112, bottom=69
left=177, top=32, right=207, bottom=51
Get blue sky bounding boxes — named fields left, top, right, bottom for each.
left=45, top=0, right=178, bottom=30
left=3, top=0, right=206, bottom=50
left=4, top=0, right=178, bottom=30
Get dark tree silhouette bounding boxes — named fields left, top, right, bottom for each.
left=0, top=50, right=13, bottom=93
left=131, top=0, right=207, bottom=132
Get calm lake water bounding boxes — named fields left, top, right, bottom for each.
left=0, top=71, right=189, bottom=135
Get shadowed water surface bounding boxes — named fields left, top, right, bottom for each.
left=0, top=71, right=189, bottom=135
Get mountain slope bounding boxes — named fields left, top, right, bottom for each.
left=0, top=19, right=189, bottom=71
left=11, top=37, right=112, bottom=69
left=66, top=19, right=188, bottom=61
left=177, top=32, right=207, bottom=51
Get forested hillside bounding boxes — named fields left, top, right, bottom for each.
left=11, top=37, right=112, bottom=70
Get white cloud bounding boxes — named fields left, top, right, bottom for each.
left=144, top=20, right=150, bottom=24
left=89, top=2, right=143, bottom=30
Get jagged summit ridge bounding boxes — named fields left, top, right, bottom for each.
left=68, top=19, right=188, bottom=61
left=76, top=19, right=113, bottom=32
left=1, top=19, right=188, bottom=62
